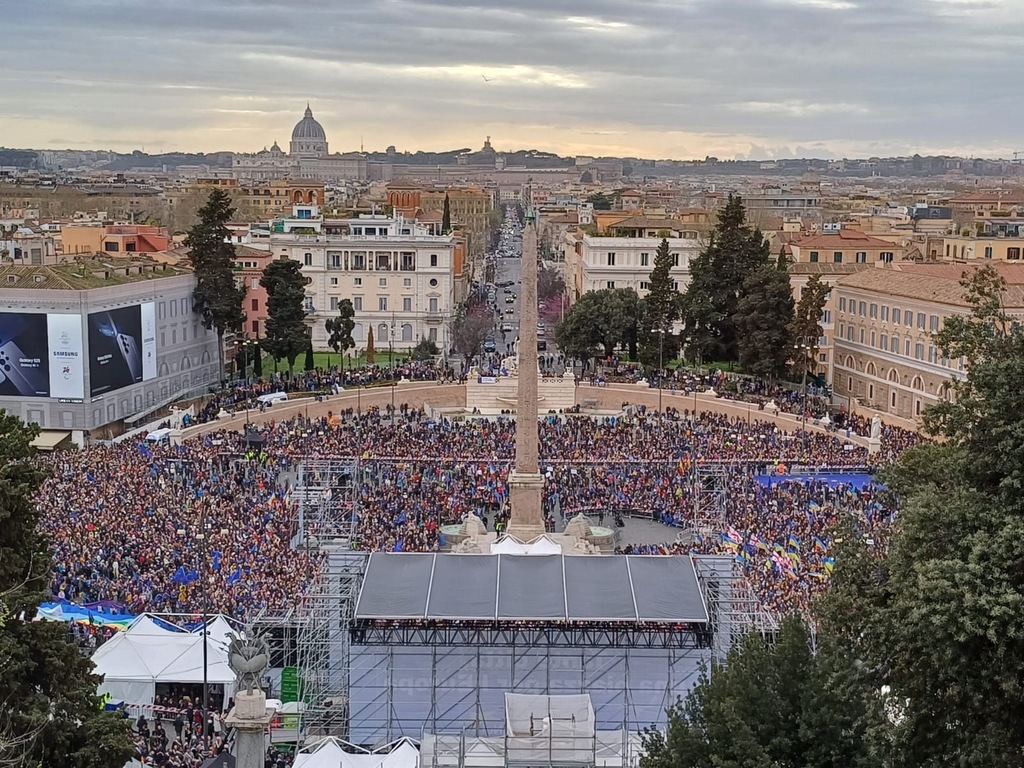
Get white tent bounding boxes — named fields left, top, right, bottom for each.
left=92, top=614, right=235, bottom=705
left=196, top=614, right=241, bottom=648
left=295, top=738, right=419, bottom=768
left=490, top=535, right=563, bottom=555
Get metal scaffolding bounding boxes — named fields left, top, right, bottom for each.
left=295, top=547, right=367, bottom=741
left=689, top=462, right=730, bottom=536
left=694, top=555, right=779, bottom=665
left=294, top=459, right=361, bottom=548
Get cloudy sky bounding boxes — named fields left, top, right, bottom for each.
left=3, top=0, right=1022, bottom=159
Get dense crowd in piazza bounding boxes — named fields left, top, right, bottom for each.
left=37, top=386, right=920, bottom=623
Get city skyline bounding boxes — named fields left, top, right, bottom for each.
left=4, top=0, right=1024, bottom=160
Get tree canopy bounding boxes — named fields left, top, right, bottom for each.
left=790, top=274, right=831, bottom=374
left=638, top=238, right=681, bottom=368
left=682, top=194, right=771, bottom=363
left=184, top=189, right=245, bottom=376
left=0, top=412, right=134, bottom=768
left=260, top=259, right=309, bottom=372
left=819, top=264, right=1024, bottom=767
left=325, top=298, right=356, bottom=372
left=555, top=288, right=640, bottom=363
left=640, top=616, right=880, bottom=768
left=733, top=261, right=794, bottom=378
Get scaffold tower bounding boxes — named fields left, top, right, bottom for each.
left=295, top=548, right=367, bottom=741
left=294, top=459, right=361, bottom=549
left=690, top=462, right=730, bottom=536
left=694, top=556, right=778, bottom=665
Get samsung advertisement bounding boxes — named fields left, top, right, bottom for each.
left=0, top=312, right=85, bottom=399
left=87, top=303, right=157, bottom=396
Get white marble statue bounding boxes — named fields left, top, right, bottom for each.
left=870, top=414, right=882, bottom=441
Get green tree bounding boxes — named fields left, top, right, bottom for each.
left=253, top=341, right=263, bottom=378
left=184, top=189, right=245, bottom=378
left=682, top=194, right=770, bottom=363
left=411, top=337, right=440, bottom=361
left=303, top=340, right=315, bottom=372
left=733, top=261, right=794, bottom=378
left=587, top=192, right=613, bottom=211
left=441, top=192, right=452, bottom=234
left=0, top=412, right=134, bottom=768
left=325, top=298, right=356, bottom=376
left=790, top=274, right=830, bottom=374
left=640, top=616, right=879, bottom=768
left=451, top=307, right=491, bottom=357
left=555, top=288, right=640, bottom=363
left=638, top=238, right=681, bottom=368
left=537, top=264, right=566, bottom=303
left=821, top=265, right=1024, bottom=767
left=260, top=259, right=309, bottom=373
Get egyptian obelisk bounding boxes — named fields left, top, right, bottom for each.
left=505, top=206, right=546, bottom=540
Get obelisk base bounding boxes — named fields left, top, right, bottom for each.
left=225, top=691, right=275, bottom=768
left=506, top=471, right=546, bottom=540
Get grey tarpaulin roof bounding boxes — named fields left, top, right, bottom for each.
left=354, top=553, right=709, bottom=623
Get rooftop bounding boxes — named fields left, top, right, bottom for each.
left=0, top=258, right=190, bottom=290
left=837, top=263, right=1024, bottom=307
left=792, top=230, right=895, bottom=249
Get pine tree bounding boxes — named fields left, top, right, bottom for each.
left=0, top=412, right=134, bottom=768
left=441, top=193, right=452, bottom=234
left=325, top=298, right=356, bottom=377
left=733, top=261, right=795, bottom=378
left=185, top=189, right=245, bottom=379
left=260, top=259, right=308, bottom=373
left=639, top=238, right=681, bottom=367
left=790, top=274, right=831, bottom=374
left=682, top=194, right=770, bottom=363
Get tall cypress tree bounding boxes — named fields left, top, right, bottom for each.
left=441, top=193, right=452, bottom=234
left=682, top=194, right=770, bottom=363
left=639, top=238, right=681, bottom=367
left=260, top=259, right=309, bottom=373
left=185, top=189, right=245, bottom=379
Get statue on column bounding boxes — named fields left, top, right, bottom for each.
left=870, top=414, right=882, bottom=441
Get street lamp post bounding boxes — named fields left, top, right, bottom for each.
left=656, top=328, right=666, bottom=413
left=794, top=335, right=811, bottom=449
left=389, top=313, right=396, bottom=418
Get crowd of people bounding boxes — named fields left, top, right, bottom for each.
left=35, top=403, right=920, bottom=625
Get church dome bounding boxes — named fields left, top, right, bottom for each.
left=291, top=104, right=326, bottom=142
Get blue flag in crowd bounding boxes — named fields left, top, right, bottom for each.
left=171, top=566, right=199, bottom=585
left=226, top=568, right=242, bottom=585
left=211, top=550, right=223, bottom=572
left=393, top=539, right=404, bottom=552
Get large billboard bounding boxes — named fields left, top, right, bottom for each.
left=0, top=312, right=85, bottom=399
left=87, top=303, right=157, bottom=396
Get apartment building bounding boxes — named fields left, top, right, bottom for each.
left=562, top=217, right=701, bottom=301
left=270, top=205, right=457, bottom=352
left=831, top=262, right=1024, bottom=421
left=232, top=246, right=275, bottom=339
left=788, top=230, right=898, bottom=265
left=60, top=223, right=171, bottom=255
left=941, top=220, right=1024, bottom=261
left=387, top=183, right=495, bottom=256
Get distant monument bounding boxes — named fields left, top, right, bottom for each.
left=505, top=206, right=546, bottom=541
left=224, top=635, right=274, bottom=768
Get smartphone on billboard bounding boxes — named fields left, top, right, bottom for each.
left=117, top=333, right=143, bottom=381
left=0, top=340, right=48, bottom=396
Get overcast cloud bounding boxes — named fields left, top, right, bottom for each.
left=2, top=0, right=1022, bottom=159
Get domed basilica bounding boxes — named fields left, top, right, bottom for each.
left=232, top=104, right=367, bottom=181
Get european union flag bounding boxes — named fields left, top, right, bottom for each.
left=393, top=539, right=404, bottom=552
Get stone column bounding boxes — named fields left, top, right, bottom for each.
left=225, top=690, right=275, bottom=768
left=506, top=209, right=545, bottom=541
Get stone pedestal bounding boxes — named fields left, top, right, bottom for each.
left=506, top=471, right=546, bottom=540
left=867, top=437, right=881, bottom=455
left=225, top=691, right=275, bottom=768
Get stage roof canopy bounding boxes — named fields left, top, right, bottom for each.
left=354, top=553, right=709, bottom=624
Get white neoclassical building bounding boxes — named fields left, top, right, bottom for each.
left=562, top=217, right=703, bottom=302
left=270, top=205, right=456, bottom=353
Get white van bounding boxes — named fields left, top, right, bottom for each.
left=256, top=391, right=289, bottom=405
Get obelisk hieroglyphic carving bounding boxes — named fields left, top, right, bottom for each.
left=506, top=207, right=546, bottom=540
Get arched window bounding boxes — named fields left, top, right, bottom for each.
left=352, top=324, right=365, bottom=342
left=845, top=355, right=855, bottom=369
left=293, top=190, right=304, bottom=204
left=911, top=375, right=924, bottom=391
left=401, top=323, right=413, bottom=342
left=888, top=369, right=899, bottom=383
left=377, top=322, right=388, bottom=341
left=866, top=362, right=877, bottom=377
